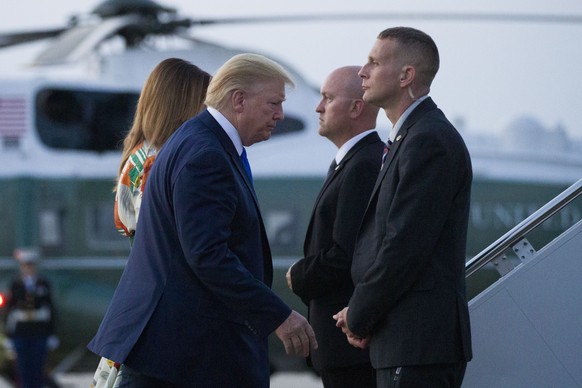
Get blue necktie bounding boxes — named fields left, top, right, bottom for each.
left=241, top=148, right=253, bottom=186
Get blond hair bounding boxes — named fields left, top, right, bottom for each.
left=205, top=53, right=294, bottom=111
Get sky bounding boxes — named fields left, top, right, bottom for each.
left=2, top=0, right=582, bottom=139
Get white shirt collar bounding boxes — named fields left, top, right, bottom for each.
left=335, top=129, right=376, bottom=164
left=389, top=95, right=429, bottom=143
left=207, top=107, right=244, bottom=156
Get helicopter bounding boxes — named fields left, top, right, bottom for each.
left=1, top=0, right=582, bottom=375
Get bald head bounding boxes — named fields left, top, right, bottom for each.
left=327, top=66, right=366, bottom=99
left=316, top=66, right=380, bottom=148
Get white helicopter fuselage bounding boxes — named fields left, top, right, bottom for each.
left=1, top=34, right=582, bottom=373
left=0, top=37, right=333, bottom=177
left=1, top=34, right=581, bottom=276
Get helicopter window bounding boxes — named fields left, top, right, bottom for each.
left=35, top=88, right=138, bottom=152
left=34, top=87, right=302, bottom=150
left=85, top=201, right=129, bottom=251
left=272, top=115, right=304, bottom=136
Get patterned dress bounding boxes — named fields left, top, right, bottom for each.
left=92, top=142, right=156, bottom=388
left=114, top=142, right=157, bottom=240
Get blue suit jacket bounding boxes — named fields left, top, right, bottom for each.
left=88, top=110, right=291, bottom=386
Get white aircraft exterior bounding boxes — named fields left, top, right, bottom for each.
left=0, top=0, right=581, bottom=375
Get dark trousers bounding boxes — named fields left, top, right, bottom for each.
left=12, top=336, right=48, bottom=388
left=117, top=365, right=177, bottom=388
left=319, top=363, right=376, bottom=388
left=377, top=362, right=467, bottom=388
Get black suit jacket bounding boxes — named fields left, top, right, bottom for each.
left=291, top=131, right=384, bottom=370
left=348, top=98, right=473, bottom=368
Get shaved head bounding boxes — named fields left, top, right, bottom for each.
left=325, top=66, right=366, bottom=100
left=316, top=66, right=379, bottom=148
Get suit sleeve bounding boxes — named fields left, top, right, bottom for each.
left=348, top=128, right=462, bottom=337
left=173, top=147, right=290, bottom=337
left=291, top=154, right=380, bottom=300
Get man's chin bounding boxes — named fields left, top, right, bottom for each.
left=363, top=93, right=383, bottom=109
left=247, top=133, right=272, bottom=146
left=362, top=91, right=373, bottom=103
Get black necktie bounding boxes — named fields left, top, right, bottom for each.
left=241, top=148, right=253, bottom=186
left=327, top=159, right=338, bottom=178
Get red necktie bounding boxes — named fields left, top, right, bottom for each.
left=381, top=139, right=393, bottom=166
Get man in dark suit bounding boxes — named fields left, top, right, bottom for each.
left=88, top=53, right=317, bottom=387
left=334, top=27, right=473, bottom=387
left=286, top=66, right=382, bottom=388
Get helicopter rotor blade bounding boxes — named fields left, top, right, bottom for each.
left=186, top=12, right=582, bottom=27
left=33, top=15, right=143, bottom=66
left=0, top=28, right=68, bottom=49
left=4, top=2, right=582, bottom=67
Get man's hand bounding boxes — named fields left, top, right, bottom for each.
left=285, top=264, right=294, bottom=291
left=346, top=334, right=370, bottom=349
left=333, top=307, right=370, bottom=349
left=332, top=307, right=349, bottom=331
left=275, top=310, right=318, bottom=357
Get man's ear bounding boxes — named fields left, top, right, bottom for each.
left=399, top=65, right=415, bottom=86
left=232, top=90, right=245, bottom=113
left=350, top=99, right=364, bottom=118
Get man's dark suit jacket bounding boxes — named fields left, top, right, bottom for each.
left=88, top=110, right=291, bottom=387
left=291, top=132, right=384, bottom=371
left=348, top=98, right=473, bottom=368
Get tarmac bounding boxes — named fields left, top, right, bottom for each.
left=0, top=372, right=323, bottom=388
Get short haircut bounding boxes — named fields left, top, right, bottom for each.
left=378, top=27, right=440, bottom=87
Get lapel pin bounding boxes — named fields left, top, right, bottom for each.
left=396, top=135, right=402, bottom=142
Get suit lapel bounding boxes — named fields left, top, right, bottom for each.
left=371, top=129, right=406, bottom=195
left=315, top=162, right=341, bottom=206
left=314, top=132, right=380, bottom=207
left=199, top=111, right=259, bottom=202
left=198, top=110, right=273, bottom=282
left=304, top=132, right=381, bottom=252
left=369, top=98, right=438, bottom=200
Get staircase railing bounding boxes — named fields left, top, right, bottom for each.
left=466, top=178, right=582, bottom=278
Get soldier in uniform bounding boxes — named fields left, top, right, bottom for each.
left=4, top=248, right=57, bottom=388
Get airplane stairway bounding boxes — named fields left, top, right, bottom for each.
left=463, top=178, right=582, bottom=387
